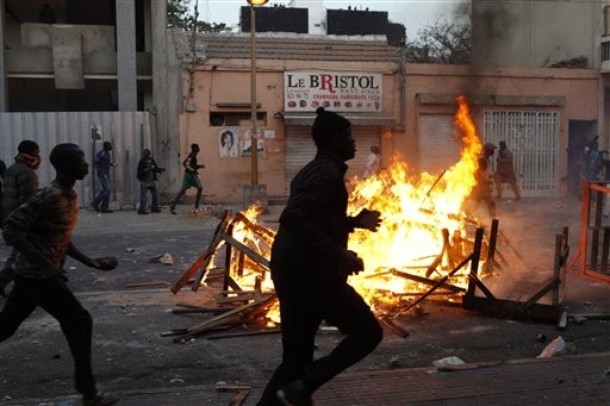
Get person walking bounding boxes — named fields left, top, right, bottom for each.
left=257, top=107, right=383, bottom=406
left=465, top=142, right=497, bottom=219
left=363, top=145, right=381, bottom=179
left=136, top=148, right=164, bottom=214
left=494, top=141, right=521, bottom=201
left=169, top=143, right=204, bottom=215
left=0, top=143, right=120, bottom=406
left=0, top=140, right=41, bottom=298
left=91, top=141, right=115, bottom=213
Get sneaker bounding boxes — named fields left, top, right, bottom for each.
left=82, top=391, right=121, bottom=406
left=277, top=381, right=312, bottom=406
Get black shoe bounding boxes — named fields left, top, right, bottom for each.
left=138, top=211, right=149, bottom=215
left=170, top=207, right=176, bottom=215
left=82, top=391, right=121, bottom=406
left=151, top=208, right=162, bottom=213
left=91, top=203, right=100, bottom=211
left=100, top=209, right=113, bottom=213
left=277, top=381, right=312, bottom=406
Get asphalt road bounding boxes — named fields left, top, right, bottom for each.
left=1, top=199, right=609, bottom=403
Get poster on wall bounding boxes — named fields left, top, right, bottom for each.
left=219, top=128, right=238, bottom=158
left=241, top=129, right=265, bottom=157
left=284, top=71, right=382, bottom=113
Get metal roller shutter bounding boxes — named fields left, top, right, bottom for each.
left=484, top=110, right=559, bottom=196
left=349, top=127, right=381, bottom=179
left=418, top=114, right=462, bottom=176
left=284, top=126, right=381, bottom=192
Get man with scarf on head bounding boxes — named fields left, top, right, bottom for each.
left=0, top=140, right=41, bottom=297
left=258, top=107, right=383, bottom=406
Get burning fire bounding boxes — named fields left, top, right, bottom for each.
left=347, top=95, right=484, bottom=308
left=213, top=96, right=487, bottom=319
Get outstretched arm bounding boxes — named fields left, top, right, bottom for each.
left=347, top=209, right=382, bottom=232
left=68, top=242, right=118, bottom=270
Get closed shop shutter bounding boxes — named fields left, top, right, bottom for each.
left=418, top=114, right=462, bottom=176
left=285, top=126, right=316, bottom=192
left=285, top=126, right=381, bottom=192
left=349, top=126, right=381, bottom=179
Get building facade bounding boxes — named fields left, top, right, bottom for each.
left=172, top=30, right=599, bottom=203
left=0, top=0, right=179, bottom=207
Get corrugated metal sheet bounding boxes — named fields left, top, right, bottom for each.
left=484, top=110, right=560, bottom=196
left=418, top=114, right=461, bottom=176
left=284, top=125, right=380, bottom=194
left=0, top=111, right=152, bottom=207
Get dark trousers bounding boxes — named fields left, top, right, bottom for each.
left=170, top=186, right=202, bottom=210
left=0, top=276, right=97, bottom=397
left=258, top=284, right=383, bottom=405
left=0, top=249, right=18, bottom=291
left=139, top=182, right=160, bottom=212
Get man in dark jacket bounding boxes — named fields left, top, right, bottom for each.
left=136, top=148, right=164, bottom=214
left=0, top=140, right=41, bottom=297
left=258, top=107, right=383, bottom=405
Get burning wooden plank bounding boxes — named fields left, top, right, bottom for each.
left=172, top=295, right=277, bottom=341
left=171, top=210, right=232, bottom=293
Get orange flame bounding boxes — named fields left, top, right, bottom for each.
left=347, top=95, right=484, bottom=307
left=217, top=96, right=485, bottom=319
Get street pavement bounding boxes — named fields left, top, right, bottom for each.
left=0, top=200, right=610, bottom=406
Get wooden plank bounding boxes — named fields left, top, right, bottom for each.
left=406, top=252, right=474, bottom=311
left=183, top=295, right=277, bottom=337
left=552, top=233, right=562, bottom=307
left=465, top=228, right=484, bottom=299
left=484, top=219, right=499, bottom=275
left=391, top=269, right=465, bottom=293
left=223, top=224, right=234, bottom=292
left=467, top=274, right=496, bottom=300
left=191, top=211, right=233, bottom=292
left=170, top=210, right=231, bottom=294
left=222, top=234, right=270, bottom=270
left=379, top=316, right=409, bottom=338
left=517, top=278, right=558, bottom=314
left=462, top=295, right=562, bottom=323
left=206, top=328, right=281, bottom=340
left=170, top=250, right=210, bottom=294
left=126, top=280, right=170, bottom=288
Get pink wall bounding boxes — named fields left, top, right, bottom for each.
left=179, top=62, right=599, bottom=202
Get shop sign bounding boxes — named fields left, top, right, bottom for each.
left=284, top=71, right=382, bottom=112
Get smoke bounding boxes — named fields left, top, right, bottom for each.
left=471, top=0, right=517, bottom=67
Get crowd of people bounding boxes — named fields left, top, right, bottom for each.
left=0, top=109, right=386, bottom=405
left=0, top=119, right=557, bottom=405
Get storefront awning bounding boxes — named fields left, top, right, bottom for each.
left=282, top=112, right=397, bottom=127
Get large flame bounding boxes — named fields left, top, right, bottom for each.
left=213, top=96, right=485, bottom=320
left=347, top=95, right=483, bottom=307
